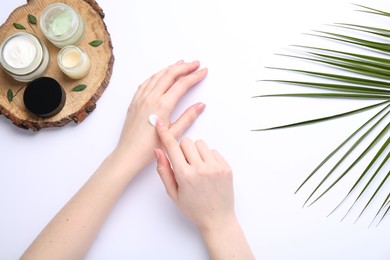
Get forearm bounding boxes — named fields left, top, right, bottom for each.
left=21, top=150, right=139, bottom=260
left=200, top=216, right=255, bottom=260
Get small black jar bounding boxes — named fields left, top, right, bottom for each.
left=23, top=77, right=66, bottom=118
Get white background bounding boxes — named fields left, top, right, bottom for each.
left=1, top=0, right=390, bottom=259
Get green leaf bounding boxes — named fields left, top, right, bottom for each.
left=28, top=14, right=37, bottom=25
left=260, top=80, right=390, bottom=95
left=352, top=146, right=390, bottom=223
left=257, top=4, right=390, bottom=224
left=309, top=31, right=390, bottom=53
left=7, top=89, right=13, bottom=102
left=252, top=100, right=390, bottom=131
left=13, top=23, right=26, bottom=30
left=296, top=104, right=390, bottom=196
left=372, top=194, right=390, bottom=226
left=307, top=122, right=390, bottom=208
left=89, top=40, right=103, bottom=47
left=72, top=84, right=87, bottom=92
left=334, top=23, right=390, bottom=38
left=355, top=4, right=390, bottom=17
left=258, top=93, right=390, bottom=100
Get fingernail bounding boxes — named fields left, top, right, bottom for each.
left=191, top=60, right=200, bottom=66
left=197, top=102, right=206, bottom=112
left=176, top=60, right=184, bottom=65
left=156, top=118, right=164, bottom=127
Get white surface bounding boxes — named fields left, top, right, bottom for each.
left=1, top=0, right=390, bottom=259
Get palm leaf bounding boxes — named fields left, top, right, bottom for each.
left=256, top=4, right=390, bottom=225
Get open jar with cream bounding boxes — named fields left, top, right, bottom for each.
left=0, top=32, right=49, bottom=82
left=40, top=3, right=85, bottom=48
left=58, top=45, right=91, bottom=79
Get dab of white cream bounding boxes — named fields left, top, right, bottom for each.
left=148, top=114, right=159, bottom=127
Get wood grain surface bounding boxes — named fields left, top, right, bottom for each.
left=0, top=0, right=114, bottom=131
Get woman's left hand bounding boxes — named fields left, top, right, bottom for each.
left=114, top=60, right=208, bottom=173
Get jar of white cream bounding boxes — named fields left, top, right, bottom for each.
left=58, top=45, right=91, bottom=79
left=0, top=32, right=50, bottom=82
left=40, top=3, right=85, bottom=48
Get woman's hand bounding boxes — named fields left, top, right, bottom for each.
left=154, top=119, right=255, bottom=260
left=114, top=60, right=207, bottom=173
left=154, top=119, right=235, bottom=231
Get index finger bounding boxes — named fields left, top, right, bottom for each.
left=155, top=119, right=188, bottom=171
left=154, top=61, right=201, bottom=95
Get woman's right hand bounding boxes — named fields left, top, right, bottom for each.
left=154, top=119, right=255, bottom=259
left=154, top=119, right=236, bottom=232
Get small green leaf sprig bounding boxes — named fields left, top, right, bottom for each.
left=13, top=23, right=26, bottom=30
left=72, top=84, right=87, bottom=92
left=28, top=14, right=37, bottom=25
left=89, top=40, right=103, bottom=47
left=13, top=14, right=37, bottom=31
left=7, top=89, right=13, bottom=102
left=6, top=86, right=25, bottom=103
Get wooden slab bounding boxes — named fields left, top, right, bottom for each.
left=0, top=0, right=114, bottom=131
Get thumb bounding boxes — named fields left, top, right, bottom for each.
left=154, top=149, right=178, bottom=201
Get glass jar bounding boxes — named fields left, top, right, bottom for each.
left=40, top=3, right=85, bottom=48
left=0, top=32, right=50, bottom=82
left=57, top=45, right=91, bottom=79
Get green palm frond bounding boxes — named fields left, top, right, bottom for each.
left=256, top=4, right=390, bottom=225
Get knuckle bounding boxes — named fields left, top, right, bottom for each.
left=142, top=97, right=153, bottom=107
left=194, top=139, right=205, bottom=146
left=197, top=165, right=210, bottom=176
left=150, top=71, right=160, bottom=81
left=163, top=67, right=175, bottom=78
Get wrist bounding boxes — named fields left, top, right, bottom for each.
left=198, top=215, right=255, bottom=260
left=198, top=213, right=239, bottom=239
left=106, top=147, right=146, bottom=180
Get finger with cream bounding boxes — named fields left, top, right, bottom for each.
left=57, top=45, right=91, bottom=79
